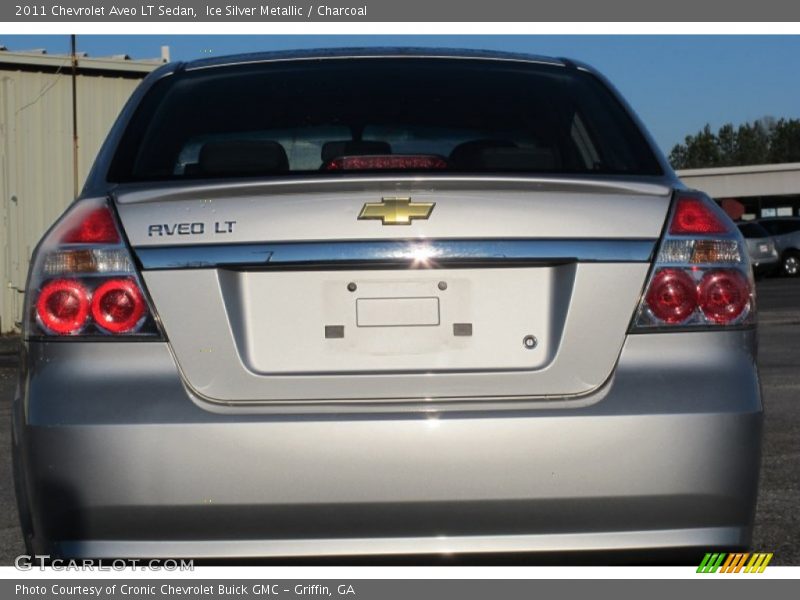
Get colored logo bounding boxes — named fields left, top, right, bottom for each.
left=358, top=197, right=435, bottom=226
left=697, top=552, right=773, bottom=573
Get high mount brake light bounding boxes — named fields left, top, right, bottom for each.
left=25, top=198, right=162, bottom=339
left=632, top=193, right=755, bottom=330
left=323, top=155, right=448, bottom=171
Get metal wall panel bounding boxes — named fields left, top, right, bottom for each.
left=678, top=163, right=800, bottom=199
left=0, top=67, right=146, bottom=332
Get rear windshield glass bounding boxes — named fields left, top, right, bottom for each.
left=738, top=222, right=771, bottom=238
left=109, top=58, right=663, bottom=181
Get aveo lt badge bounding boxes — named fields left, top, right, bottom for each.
left=358, top=197, right=435, bottom=226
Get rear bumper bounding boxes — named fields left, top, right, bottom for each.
left=13, top=330, right=762, bottom=559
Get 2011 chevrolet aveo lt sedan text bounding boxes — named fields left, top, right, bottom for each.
left=13, top=49, right=762, bottom=560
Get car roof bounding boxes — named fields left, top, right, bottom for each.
left=184, top=47, right=572, bottom=72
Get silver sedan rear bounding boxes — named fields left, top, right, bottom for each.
left=13, top=49, right=762, bottom=560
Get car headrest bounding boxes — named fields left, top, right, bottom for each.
left=479, top=147, right=557, bottom=171
left=321, top=141, right=392, bottom=164
left=198, top=140, right=289, bottom=175
left=449, top=140, right=517, bottom=169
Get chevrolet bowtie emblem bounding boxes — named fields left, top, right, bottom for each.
left=358, top=197, right=435, bottom=226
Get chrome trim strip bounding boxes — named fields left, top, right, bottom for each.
left=136, top=239, right=656, bottom=270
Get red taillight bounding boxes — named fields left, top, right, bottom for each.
left=632, top=192, right=754, bottom=330
left=324, top=155, right=448, bottom=171
left=91, top=279, right=146, bottom=333
left=669, top=197, right=729, bottom=235
left=26, top=198, right=162, bottom=339
left=644, top=268, right=698, bottom=324
left=698, top=269, right=750, bottom=324
left=36, top=279, right=90, bottom=334
left=63, top=206, right=120, bottom=244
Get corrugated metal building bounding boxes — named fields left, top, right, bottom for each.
left=678, top=163, right=800, bottom=220
left=0, top=48, right=163, bottom=332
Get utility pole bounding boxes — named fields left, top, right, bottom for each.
left=70, top=34, right=78, bottom=199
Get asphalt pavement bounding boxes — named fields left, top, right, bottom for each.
left=0, top=278, right=797, bottom=565
left=0, top=348, right=18, bottom=564
left=749, top=278, right=800, bottom=564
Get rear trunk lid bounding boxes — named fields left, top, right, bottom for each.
left=115, top=177, right=671, bottom=403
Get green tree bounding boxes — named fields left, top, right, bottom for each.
left=669, top=144, right=689, bottom=170
left=716, top=123, right=737, bottom=165
left=768, top=119, right=800, bottom=163
left=669, top=117, right=800, bottom=169
left=734, top=120, right=771, bottom=165
left=669, top=124, right=720, bottom=169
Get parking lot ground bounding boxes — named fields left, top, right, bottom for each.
left=0, top=357, right=19, bottom=563
left=750, top=279, right=800, bottom=564
left=0, top=278, right=797, bottom=566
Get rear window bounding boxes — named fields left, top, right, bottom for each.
left=109, top=58, right=663, bottom=181
left=738, top=222, right=771, bottom=238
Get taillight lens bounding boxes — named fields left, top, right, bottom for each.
left=669, top=197, right=729, bottom=235
left=698, top=269, right=751, bottom=324
left=91, top=279, right=146, bottom=333
left=62, top=207, right=120, bottom=244
left=632, top=192, right=755, bottom=330
left=36, top=279, right=90, bottom=335
left=24, top=198, right=162, bottom=339
left=644, top=269, right=697, bottom=324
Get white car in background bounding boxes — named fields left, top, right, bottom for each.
left=737, top=222, right=780, bottom=277
left=757, top=217, right=800, bottom=276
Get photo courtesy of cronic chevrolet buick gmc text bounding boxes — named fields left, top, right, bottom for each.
left=12, top=49, right=762, bottom=561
